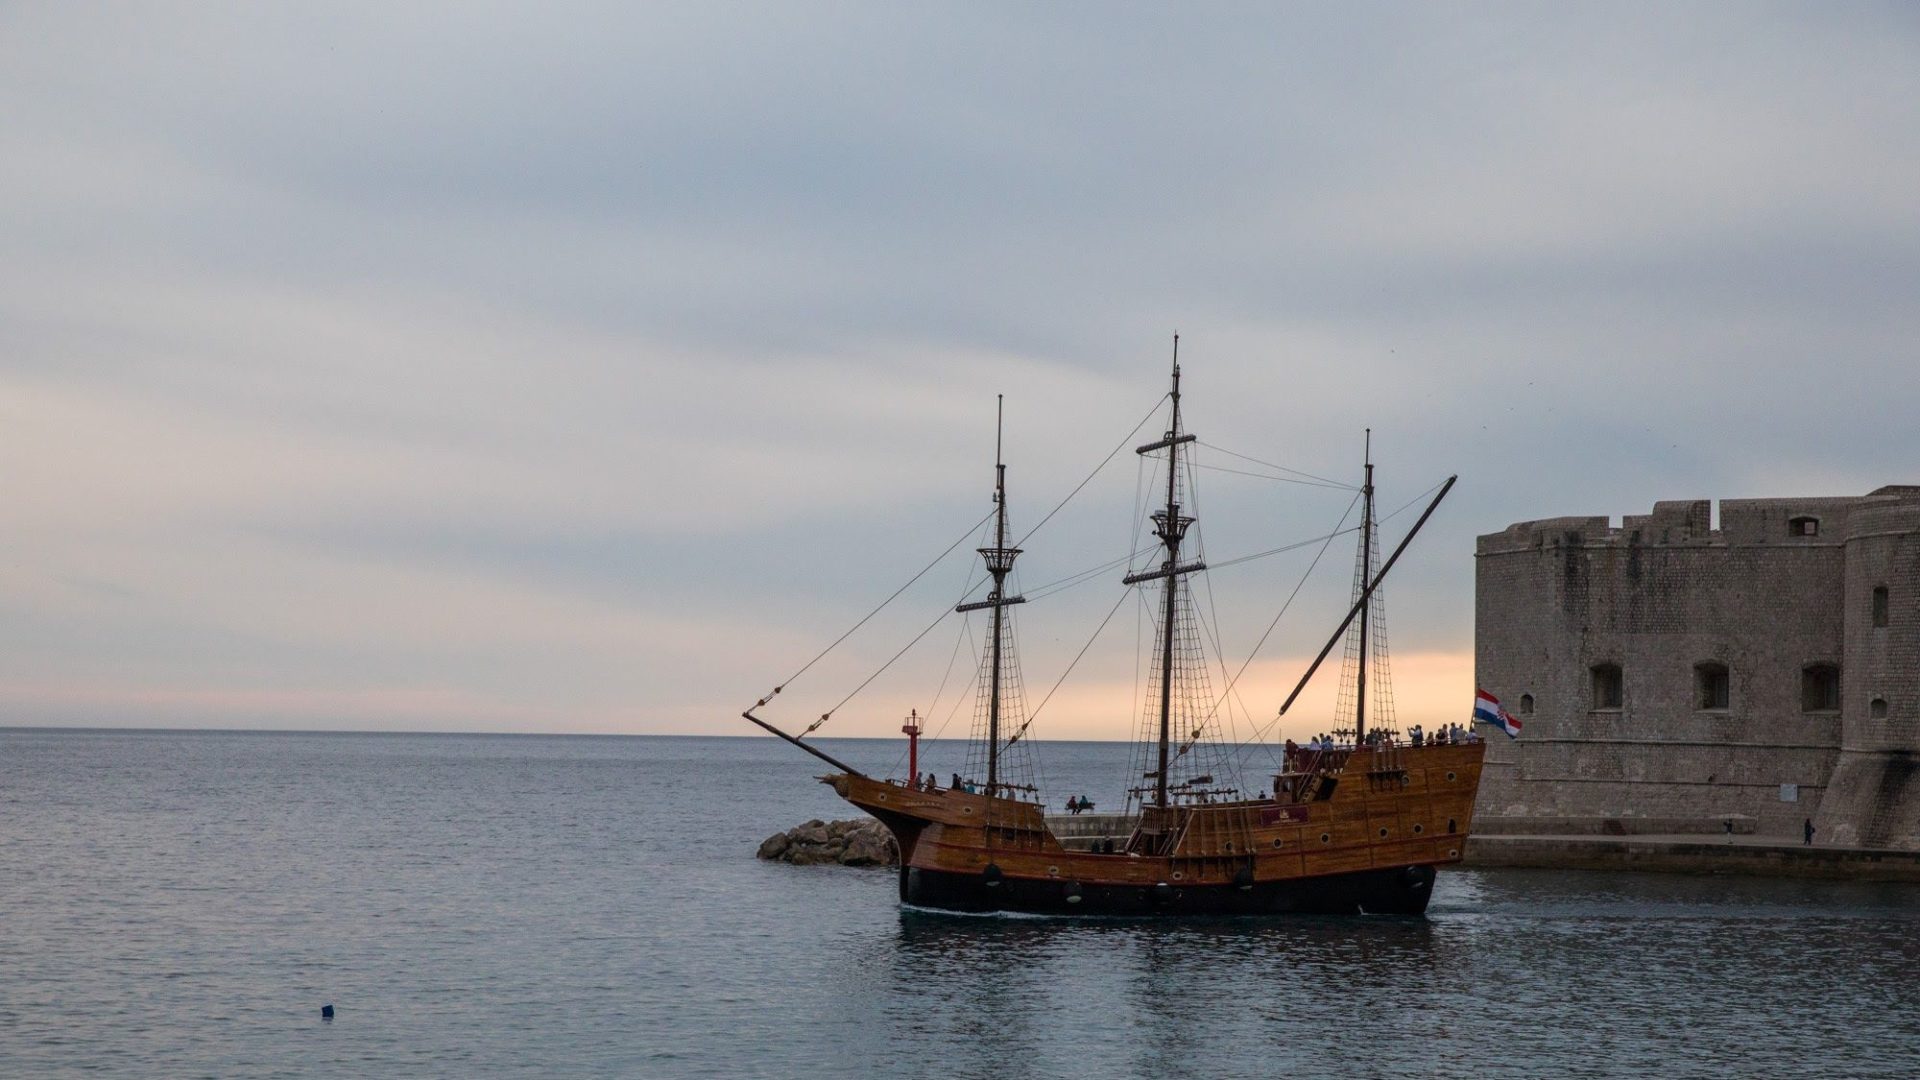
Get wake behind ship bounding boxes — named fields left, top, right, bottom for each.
left=747, top=341, right=1483, bottom=916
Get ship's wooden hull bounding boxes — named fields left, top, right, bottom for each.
left=828, top=741, right=1485, bottom=917
left=899, top=862, right=1439, bottom=915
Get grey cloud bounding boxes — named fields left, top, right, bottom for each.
left=2, top=4, right=1916, bottom=733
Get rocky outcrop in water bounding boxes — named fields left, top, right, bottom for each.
left=756, top=818, right=899, bottom=867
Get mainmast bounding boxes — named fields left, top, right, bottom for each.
left=956, top=395, right=1024, bottom=798
left=1356, top=429, right=1373, bottom=745
left=1124, top=336, right=1206, bottom=808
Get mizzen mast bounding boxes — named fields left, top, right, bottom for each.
left=1333, top=428, right=1397, bottom=746
left=1123, top=336, right=1207, bottom=808
left=955, top=395, right=1025, bottom=798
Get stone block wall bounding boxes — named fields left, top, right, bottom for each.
left=1475, top=487, right=1920, bottom=847
left=1818, top=497, right=1920, bottom=847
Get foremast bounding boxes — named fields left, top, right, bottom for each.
left=1124, top=337, right=1208, bottom=809
left=956, top=395, right=1026, bottom=799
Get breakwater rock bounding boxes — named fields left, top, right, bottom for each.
left=756, top=818, right=899, bottom=867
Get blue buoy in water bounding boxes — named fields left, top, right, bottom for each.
left=321, top=1005, right=335, bottom=1020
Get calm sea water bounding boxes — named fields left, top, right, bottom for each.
left=3, top=729, right=1918, bottom=1078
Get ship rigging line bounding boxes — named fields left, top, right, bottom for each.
left=924, top=620, right=984, bottom=747
left=810, top=590, right=980, bottom=735
left=1191, top=461, right=1358, bottom=490
left=1376, top=480, right=1445, bottom=526
left=1021, top=525, right=1355, bottom=611
left=888, top=613, right=981, bottom=779
left=1228, top=478, right=1446, bottom=760
left=1003, top=585, right=1134, bottom=748
left=924, top=612, right=972, bottom=721
left=829, top=396, right=1165, bottom=742
left=1198, top=549, right=1259, bottom=761
left=814, top=518, right=1005, bottom=737
left=1022, top=542, right=1159, bottom=602
left=746, top=505, right=996, bottom=717
left=1012, top=394, right=1168, bottom=549
left=1195, top=440, right=1356, bottom=490
left=1203, top=527, right=1362, bottom=571
left=1183, top=489, right=1362, bottom=766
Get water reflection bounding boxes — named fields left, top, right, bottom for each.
left=16, top=731, right=1919, bottom=1079
left=851, top=908, right=1464, bottom=1076
left=816, top=868, right=1920, bottom=1079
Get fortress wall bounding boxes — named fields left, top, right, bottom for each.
left=1474, top=497, right=1872, bottom=838
left=1817, top=501, right=1920, bottom=847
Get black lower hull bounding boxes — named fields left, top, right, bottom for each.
left=899, top=862, right=1439, bottom=916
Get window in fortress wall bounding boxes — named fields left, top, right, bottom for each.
left=1519, top=693, right=1534, bottom=714
left=1873, top=586, right=1889, bottom=627
left=1695, top=663, right=1730, bottom=711
left=1789, top=515, right=1820, bottom=536
left=1802, top=664, right=1840, bottom=713
left=1591, top=664, right=1623, bottom=710
left=1872, top=697, right=1889, bottom=719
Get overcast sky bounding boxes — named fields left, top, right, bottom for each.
left=4, top=4, right=1916, bottom=743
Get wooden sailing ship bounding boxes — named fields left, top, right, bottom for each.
left=747, top=344, right=1483, bottom=915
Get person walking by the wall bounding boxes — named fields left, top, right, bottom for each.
left=1804, top=817, right=1816, bottom=846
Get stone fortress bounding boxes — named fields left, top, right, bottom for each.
left=1474, top=486, right=1920, bottom=851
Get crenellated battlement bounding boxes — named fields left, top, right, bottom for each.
left=1479, top=490, right=1920, bottom=556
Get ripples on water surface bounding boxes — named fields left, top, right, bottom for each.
left=3, top=730, right=1917, bottom=1078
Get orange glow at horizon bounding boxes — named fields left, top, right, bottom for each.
left=731, top=649, right=1477, bottom=745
